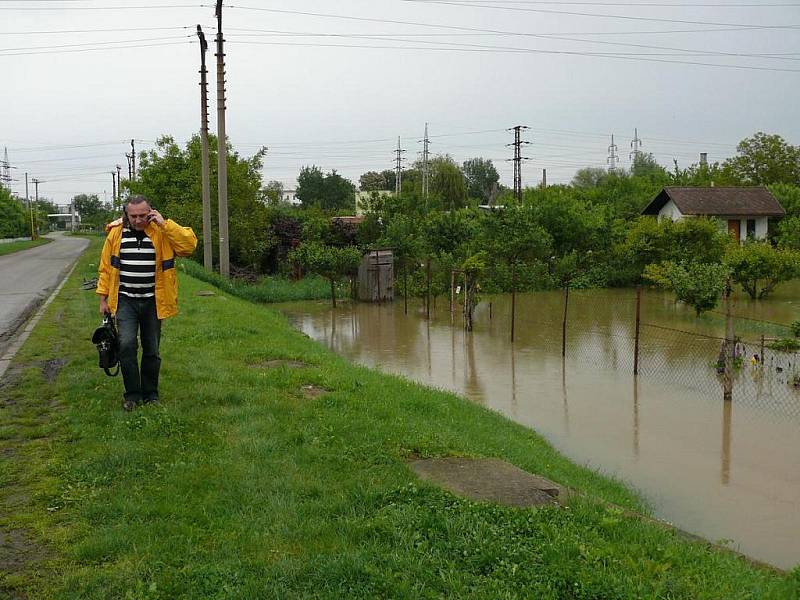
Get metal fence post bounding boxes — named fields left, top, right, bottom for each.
left=562, top=286, right=569, bottom=359
left=634, top=285, right=642, bottom=375
left=723, top=282, right=734, bottom=401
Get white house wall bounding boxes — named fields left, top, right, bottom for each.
left=656, top=202, right=770, bottom=241
left=657, top=199, right=683, bottom=221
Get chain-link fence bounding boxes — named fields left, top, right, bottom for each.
left=493, top=288, right=800, bottom=420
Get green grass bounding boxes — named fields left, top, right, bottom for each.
left=1, top=238, right=798, bottom=599
left=179, top=259, right=345, bottom=304
left=0, top=237, right=51, bottom=256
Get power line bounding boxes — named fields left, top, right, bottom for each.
left=409, top=0, right=800, bottom=6
left=225, top=30, right=800, bottom=62
left=227, top=39, right=800, bottom=72
left=0, top=34, right=193, bottom=53
left=0, top=4, right=210, bottom=11
left=0, top=40, right=192, bottom=56
left=398, top=0, right=800, bottom=29
left=0, top=25, right=203, bottom=35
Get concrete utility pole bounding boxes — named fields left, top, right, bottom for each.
left=31, top=177, right=42, bottom=237
left=116, top=164, right=122, bottom=200
left=607, top=134, right=619, bottom=173
left=197, top=24, right=213, bottom=271
left=394, top=136, right=405, bottom=195
left=506, top=125, right=530, bottom=203
left=629, top=128, right=643, bottom=164
left=542, top=168, right=547, bottom=189
left=126, top=153, right=133, bottom=180
left=215, top=0, right=230, bottom=278
left=420, top=123, right=430, bottom=209
left=111, top=171, right=117, bottom=209
left=130, top=139, right=136, bottom=180
left=25, top=172, right=35, bottom=239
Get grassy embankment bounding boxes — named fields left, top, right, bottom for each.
left=1, top=237, right=798, bottom=598
left=179, top=259, right=343, bottom=304
left=0, top=237, right=51, bottom=257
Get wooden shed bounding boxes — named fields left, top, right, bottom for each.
left=358, top=249, right=394, bottom=302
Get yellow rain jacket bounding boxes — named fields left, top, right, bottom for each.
left=97, top=219, right=198, bottom=319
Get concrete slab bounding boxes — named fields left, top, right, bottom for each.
left=409, top=457, right=566, bottom=508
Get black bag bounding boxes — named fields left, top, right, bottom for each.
left=92, top=313, right=120, bottom=377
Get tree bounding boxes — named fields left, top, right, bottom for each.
left=644, top=261, right=729, bottom=316
left=322, top=170, right=356, bottom=211
left=380, top=215, right=421, bottom=314
left=482, top=205, right=552, bottom=340
left=264, top=180, right=284, bottom=205
left=724, top=242, right=800, bottom=299
left=631, top=153, right=668, bottom=181
left=0, top=185, right=28, bottom=238
left=297, top=167, right=356, bottom=210
left=722, top=132, right=800, bottom=185
left=463, top=158, right=499, bottom=203
left=72, top=193, right=111, bottom=229
left=572, top=167, right=608, bottom=188
left=430, top=155, right=467, bottom=210
left=359, top=170, right=396, bottom=192
left=296, top=166, right=326, bottom=208
left=128, top=134, right=269, bottom=272
left=288, top=241, right=361, bottom=307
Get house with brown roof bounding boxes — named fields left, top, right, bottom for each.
left=641, top=186, right=785, bottom=242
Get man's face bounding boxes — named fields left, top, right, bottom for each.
left=126, top=202, right=151, bottom=231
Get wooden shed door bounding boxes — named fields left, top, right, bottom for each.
left=727, top=219, right=741, bottom=241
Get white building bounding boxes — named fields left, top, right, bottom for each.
left=281, top=189, right=300, bottom=205
left=641, top=186, right=785, bottom=242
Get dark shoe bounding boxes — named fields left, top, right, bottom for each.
left=122, top=398, right=136, bottom=412
left=142, top=396, right=159, bottom=406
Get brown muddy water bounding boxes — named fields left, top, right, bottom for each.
left=281, top=282, right=800, bottom=570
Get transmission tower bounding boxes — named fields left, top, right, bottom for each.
left=1, top=147, right=10, bottom=186
left=394, top=136, right=406, bottom=195
left=419, top=123, right=431, bottom=209
left=629, top=128, right=643, bottom=163
left=506, top=125, right=530, bottom=202
left=607, top=134, right=619, bottom=173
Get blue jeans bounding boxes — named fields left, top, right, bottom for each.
left=117, top=295, right=161, bottom=403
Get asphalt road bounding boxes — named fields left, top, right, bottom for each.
left=0, top=233, right=90, bottom=353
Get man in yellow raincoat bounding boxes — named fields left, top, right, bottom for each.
left=97, top=195, right=197, bottom=411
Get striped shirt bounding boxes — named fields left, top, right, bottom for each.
left=119, top=228, right=156, bottom=298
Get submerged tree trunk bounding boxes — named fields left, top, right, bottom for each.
left=330, top=277, right=337, bottom=308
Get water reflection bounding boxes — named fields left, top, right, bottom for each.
left=283, top=283, right=800, bottom=570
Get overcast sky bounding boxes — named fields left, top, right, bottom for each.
left=3, top=0, right=799, bottom=207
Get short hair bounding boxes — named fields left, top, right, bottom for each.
left=126, top=195, right=150, bottom=209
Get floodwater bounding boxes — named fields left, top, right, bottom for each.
left=281, top=282, right=800, bottom=570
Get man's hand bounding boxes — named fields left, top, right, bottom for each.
left=148, top=209, right=166, bottom=227
left=99, top=296, right=110, bottom=315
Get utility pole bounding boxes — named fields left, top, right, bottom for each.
left=607, top=134, right=619, bottom=173
left=25, top=172, right=34, bottom=239
left=126, top=153, right=133, bottom=180
left=419, top=122, right=430, bottom=210
left=215, top=0, right=230, bottom=278
left=111, top=171, right=117, bottom=209
left=506, top=125, right=530, bottom=203
left=197, top=24, right=213, bottom=271
left=394, top=136, right=405, bottom=196
left=31, top=177, right=42, bottom=238
left=116, top=164, right=122, bottom=200
left=130, top=139, right=136, bottom=180
left=542, top=168, right=547, bottom=189
left=629, top=128, right=642, bottom=164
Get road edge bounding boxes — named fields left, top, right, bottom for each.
left=0, top=248, right=86, bottom=381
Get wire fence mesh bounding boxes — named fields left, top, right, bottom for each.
left=538, top=288, right=800, bottom=420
